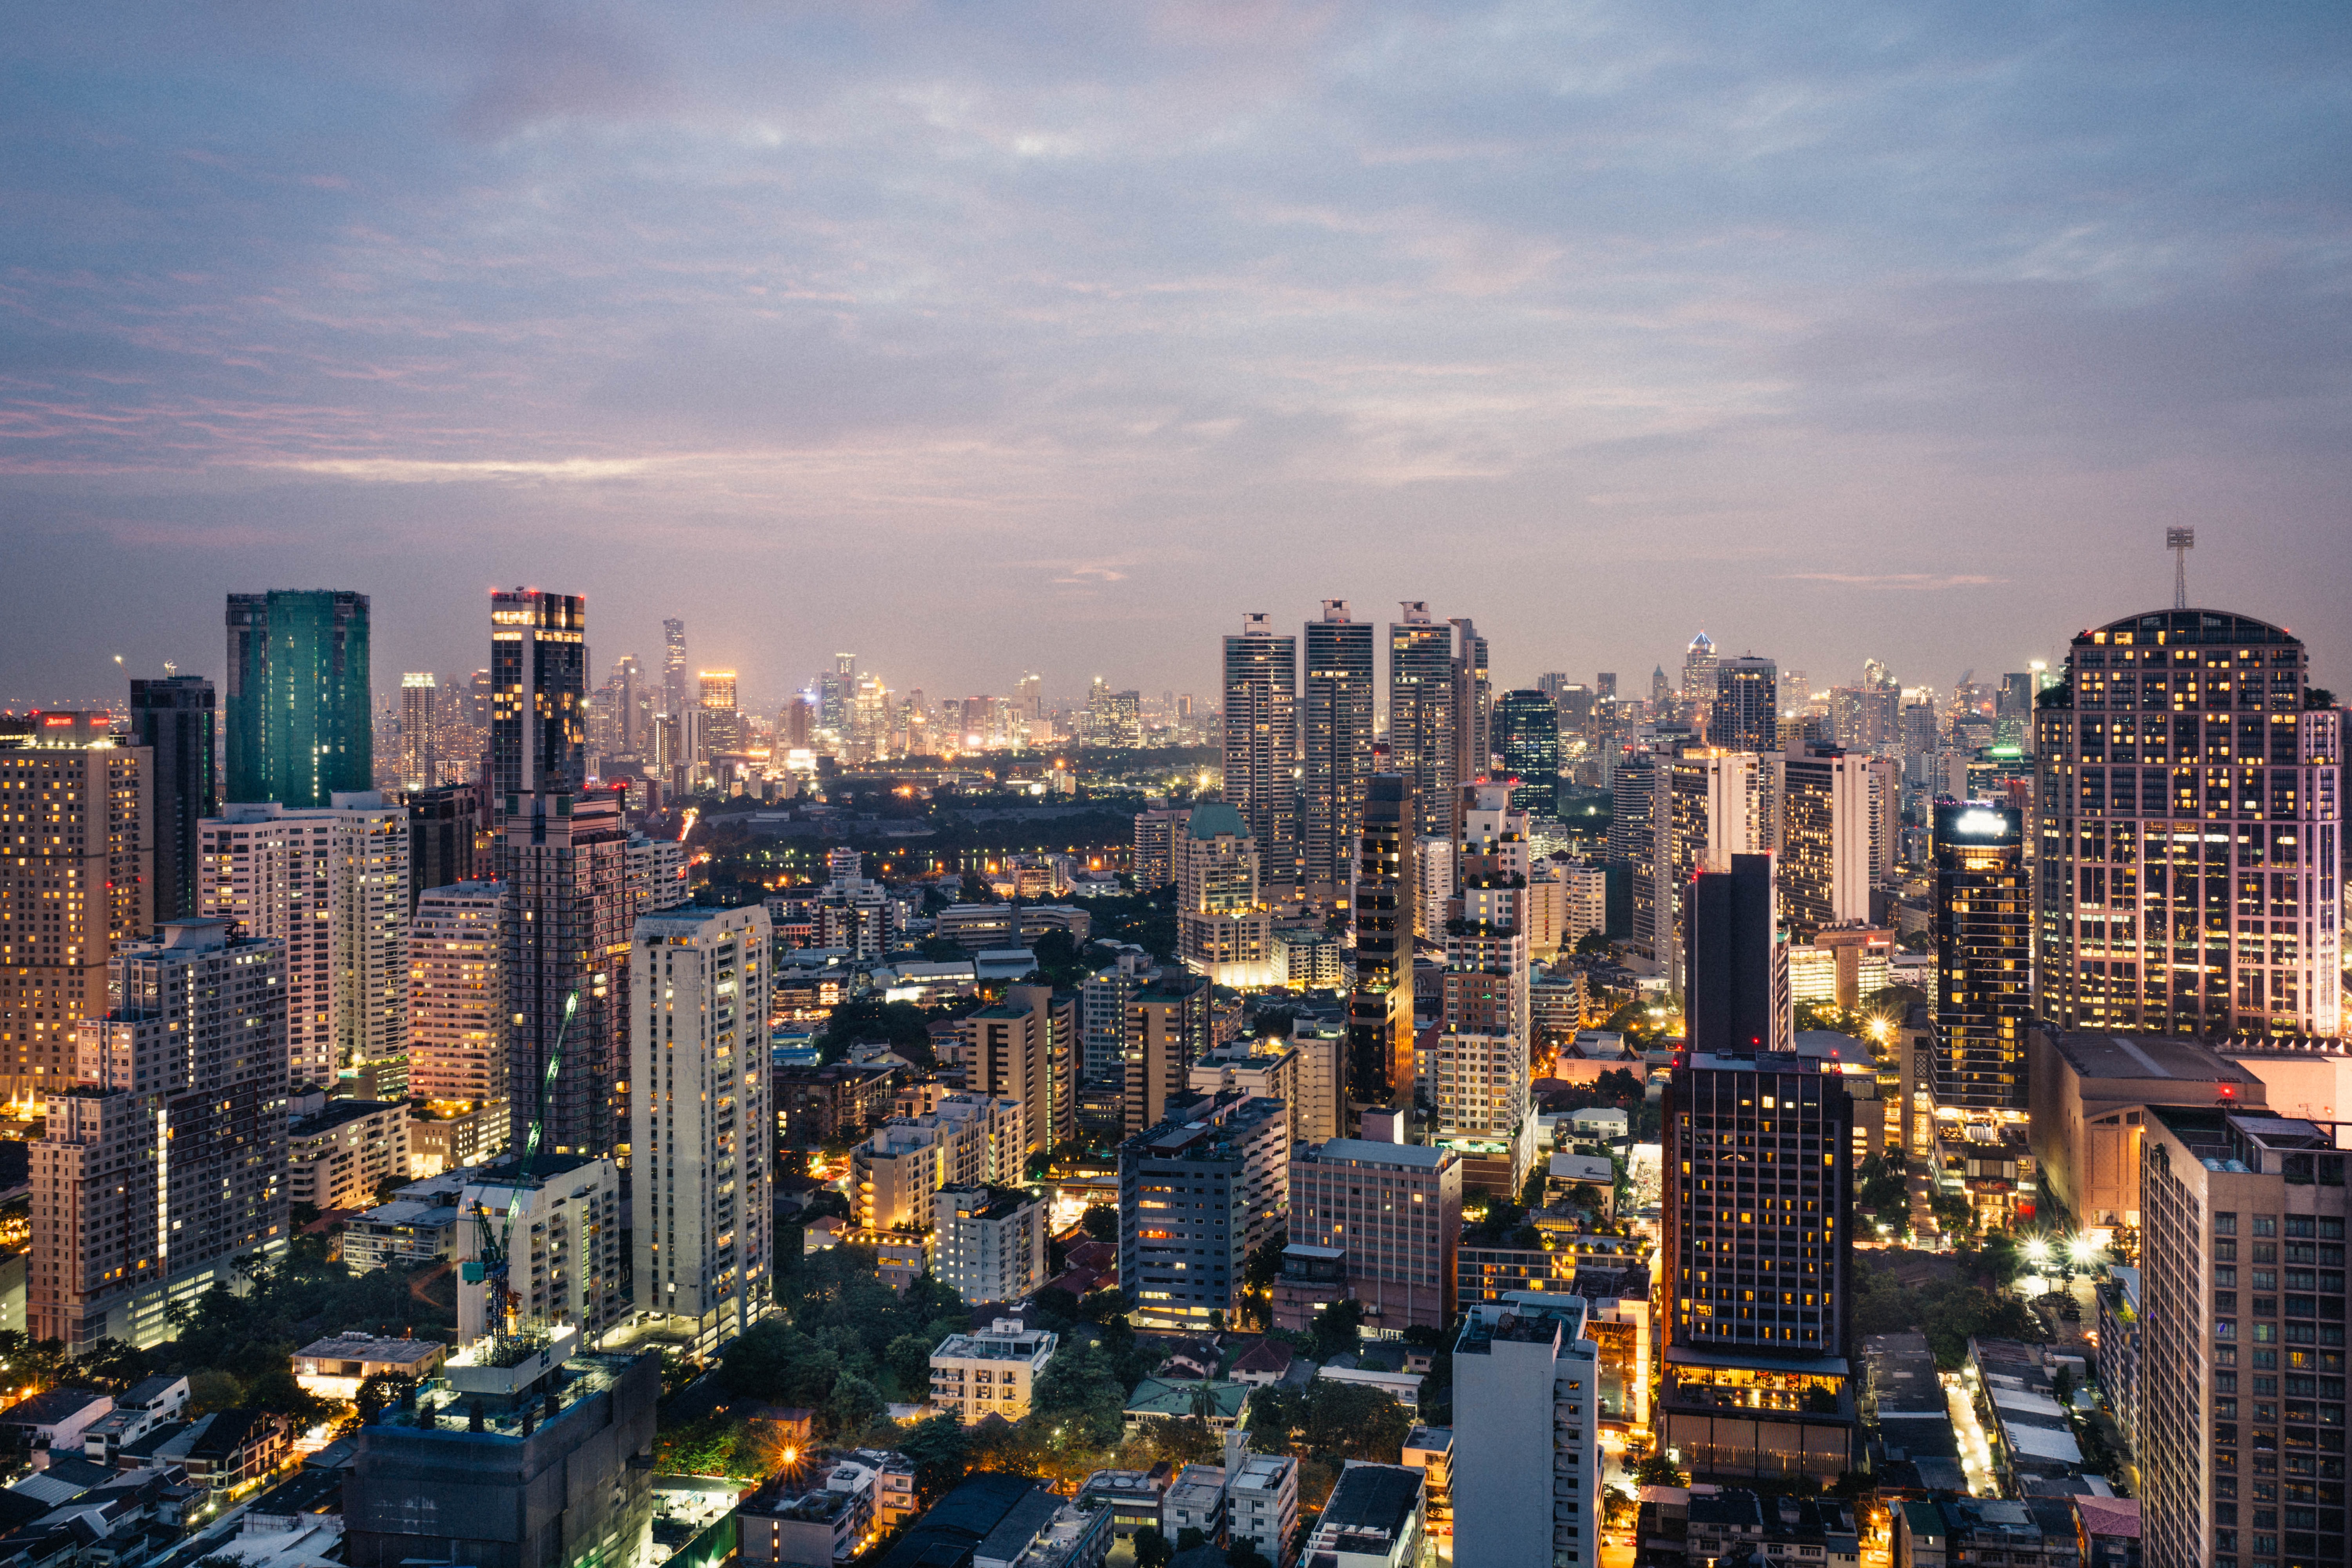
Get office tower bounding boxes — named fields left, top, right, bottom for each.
left=201, top=793, right=408, bottom=1089
left=1347, top=773, right=1417, bottom=1109
left=697, top=670, right=740, bottom=758
left=1495, top=690, right=1561, bottom=817
left=409, top=879, right=507, bottom=1120
left=1390, top=605, right=1459, bottom=841
left=2037, top=608, right=2343, bottom=1038
left=1434, top=785, right=1533, bottom=1154
left=1080, top=950, right=1156, bottom=1085
left=34, top=917, right=287, bottom=1347
left=1994, top=672, right=2035, bottom=751
left=1286, top=1137, right=1462, bottom=1333
left=931, top=1186, right=1047, bottom=1306
left=1221, top=613, right=1300, bottom=895
left=2136, top=1107, right=2350, bottom=1568
left=1782, top=670, right=1811, bottom=709
left=1117, top=1090, right=1289, bottom=1332
left=606, top=654, right=645, bottom=757
left=1177, top=802, right=1276, bottom=986
left=970, top=982, right=1078, bottom=1156
left=781, top=693, right=815, bottom=751
left=405, top=782, right=482, bottom=912
left=1662, top=1049, right=1855, bottom=1480
left=1098, top=689, right=1142, bottom=748
left=490, top=589, right=588, bottom=809
left=1685, top=854, right=1792, bottom=1056
left=129, top=674, right=216, bottom=923
left=1597, top=672, right=1618, bottom=700
left=1413, top=836, right=1455, bottom=941
left=1451, top=617, right=1492, bottom=795
left=1657, top=750, right=1778, bottom=992
left=1191, top=1034, right=1344, bottom=1148
left=1453, top=1292, right=1603, bottom=1568
left=1779, top=745, right=1885, bottom=937
left=1610, top=748, right=1660, bottom=955
left=1303, top=601, right=1376, bottom=907
left=399, top=672, right=439, bottom=788
left=1538, top=672, right=1571, bottom=703
left=1123, top=973, right=1211, bottom=1136
left=661, top=618, right=688, bottom=721
left=1711, top=655, right=1779, bottom=752
left=0, top=714, right=151, bottom=1102
left=1931, top=801, right=2030, bottom=1113
left=1683, top=632, right=1719, bottom=712
left=630, top=902, right=771, bottom=1354
left=819, top=652, right=856, bottom=737
left=1831, top=681, right=1900, bottom=751
left=502, top=786, right=633, bottom=1157
left=225, top=590, right=371, bottom=808
left=1652, top=666, right=1671, bottom=708
left=1131, top=801, right=1189, bottom=890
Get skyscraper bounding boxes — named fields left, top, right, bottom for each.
left=1684, top=853, right=1792, bottom=1056
left=35, top=917, right=287, bottom=1347
left=409, top=879, right=507, bottom=1120
left=1932, top=800, right=2030, bottom=1113
left=1778, top=744, right=1890, bottom=937
left=2036, top=607, right=2342, bottom=1038
left=1303, top=601, right=1375, bottom=907
left=503, top=786, right=634, bottom=1157
left=490, top=588, right=588, bottom=810
left=1495, top=690, right=1560, bottom=817
left=1176, top=802, right=1276, bottom=987
left=1683, top=632, right=1719, bottom=714
left=1390, top=605, right=1457, bottom=842
left=661, top=617, right=688, bottom=721
left=1662, top=1047, right=1855, bottom=1481
left=1453, top=1292, right=1603, bottom=1568
left=1657, top=750, right=1778, bottom=993
left=1451, top=617, right=1491, bottom=802
left=225, top=590, right=371, bottom=808
left=0, top=714, right=151, bottom=1103
left=1118, top=1090, right=1289, bottom=1334
left=631, top=901, right=772, bottom=1355
left=399, top=671, right=439, bottom=789
left=129, top=674, right=216, bottom=923
left=1221, top=614, right=1299, bottom=896
left=1347, top=774, right=1417, bottom=1109
left=697, top=670, right=741, bottom=759
left=1710, top=655, right=1779, bottom=752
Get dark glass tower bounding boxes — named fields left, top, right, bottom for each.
left=490, top=589, right=588, bottom=813
left=1708, top=655, right=1779, bottom=753
left=224, top=590, right=371, bottom=807
left=1221, top=614, right=1298, bottom=895
left=1684, top=852, right=1789, bottom=1055
left=129, top=674, right=217, bottom=920
left=1494, top=689, right=1560, bottom=817
left=1388, top=605, right=1457, bottom=842
left=1302, top=602, right=1375, bottom=906
left=1931, top=800, right=2029, bottom=1112
left=1347, top=773, right=1417, bottom=1110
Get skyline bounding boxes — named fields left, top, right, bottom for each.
left=5, top=3, right=2350, bottom=703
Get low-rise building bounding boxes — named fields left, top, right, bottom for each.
left=1123, top=1379, right=1249, bottom=1434
left=0, top=1388, right=113, bottom=1468
left=2071, top=1496, right=2139, bottom=1568
left=182, top=1408, right=292, bottom=1495
left=340, top=1199, right=462, bottom=1274
left=406, top=1102, right=501, bottom=1179
left=286, top=1092, right=411, bottom=1213
left=932, top=1186, right=1046, bottom=1307
left=1896, top=1498, right=2085, bottom=1568
left=76, top=1376, right=187, bottom=1465
left=739, top=1475, right=872, bottom=1567
left=290, top=1335, right=449, bottom=1400
left=1860, top=1332, right=1968, bottom=1497
left=1969, top=1338, right=2087, bottom=1495
left=1301, top=1463, right=1425, bottom=1568
left=1080, top=1468, right=1174, bottom=1542
left=775, top=1063, right=901, bottom=1149
left=930, top=1320, right=1058, bottom=1425
left=1399, top=1426, right=1450, bottom=1542
left=1226, top=1446, right=1299, bottom=1566
left=1684, top=1490, right=1861, bottom=1568
left=1160, top=1462, right=1225, bottom=1544
left=1315, top=1365, right=1423, bottom=1410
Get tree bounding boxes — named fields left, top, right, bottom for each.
left=1178, top=1528, right=1209, bottom=1553
left=1310, top=1298, right=1364, bottom=1362
left=1634, top=1452, right=1686, bottom=1486
left=352, top=1372, right=415, bottom=1427
left=245, top=1367, right=332, bottom=1429
left=1575, top=929, right=1612, bottom=956
left=2052, top=1364, right=2076, bottom=1412
left=1081, top=1205, right=1118, bottom=1243
left=1030, top=1342, right=1129, bottom=1450
left=827, top=1373, right=885, bottom=1436
left=886, top=1334, right=935, bottom=1398
left=1134, top=1526, right=1174, bottom=1568
left=1225, top=1545, right=1275, bottom=1568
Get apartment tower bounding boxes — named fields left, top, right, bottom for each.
left=1303, top=602, right=1376, bottom=908
left=129, top=675, right=216, bottom=923
left=1222, top=614, right=1299, bottom=897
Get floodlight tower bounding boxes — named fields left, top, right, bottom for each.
left=2167, top=527, right=2195, bottom=610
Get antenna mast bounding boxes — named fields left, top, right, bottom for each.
left=2167, top=527, right=2195, bottom=610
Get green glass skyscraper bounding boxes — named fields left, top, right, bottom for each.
left=225, top=590, right=372, bottom=807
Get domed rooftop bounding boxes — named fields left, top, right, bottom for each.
left=2074, top=609, right=2298, bottom=648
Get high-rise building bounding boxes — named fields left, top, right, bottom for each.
left=1390, top=606, right=1458, bottom=842
left=1710, top=655, right=1779, bottom=753
left=1931, top=800, right=2029, bottom=1114
left=129, top=675, right=215, bottom=924
left=34, top=917, right=287, bottom=1347
left=630, top=902, right=771, bottom=1356
left=409, top=879, right=507, bottom=1121
left=1610, top=748, right=1659, bottom=956
left=1778, top=745, right=1890, bottom=937
left=225, top=590, right=371, bottom=808
left=1080, top=950, right=1157, bottom=1085
left=1683, top=632, right=1720, bottom=713
left=1451, top=617, right=1492, bottom=800
left=1285, top=1138, right=1462, bottom=1334
left=399, top=672, right=440, bottom=789
left=1453, top=1292, right=1604, bottom=1568
left=1657, top=750, right=1778, bottom=993
left=2136, top=1105, right=2350, bottom=1568
left=501, top=786, right=632, bottom=1158
left=969, top=982, right=1077, bottom=1157
left=201, top=793, right=408, bottom=1089
left=697, top=670, right=740, bottom=758
left=1118, top=1090, right=1289, bottom=1332
left=1124, top=975, right=1212, bottom=1136
left=490, top=589, right=588, bottom=811
left=604, top=654, right=646, bottom=758
left=405, top=782, right=482, bottom=912
left=1994, top=671, right=2035, bottom=752
left=0, top=713, right=152, bottom=1103
left=1495, top=690, right=1561, bottom=818
left=1685, top=853, right=1791, bottom=1056
left=2036, top=607, right=2342, bottom=1038
left=1347, top=774, right=1417, bottom=1109
left=1434, top=785, right=1533, bottom=1150
left=1176, top=802, right=1276, bottom=987
left=1662, top=1049, right=1855, bottom=1481
left=661, top=618, right=688, bottom=722
left=1222, top=614, right=1299, bottom=897
left=931, top=1185, right=1046, bottom=1307
left=1131, top=802, right=1189, bottom=891
left=1303, top=602, right=1376, bottom=907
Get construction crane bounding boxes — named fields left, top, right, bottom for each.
left=460, top=988, right=578, bottom=1357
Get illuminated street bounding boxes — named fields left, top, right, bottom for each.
left=1943, top=1372, right=1999, bottom=1496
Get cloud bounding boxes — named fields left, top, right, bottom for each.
left=258, top=456, right=662, bottom=482
left=1778, top=573, right=2010, bottom=590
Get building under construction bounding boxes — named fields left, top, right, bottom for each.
left=342, top=1341, right=659, bottom=1568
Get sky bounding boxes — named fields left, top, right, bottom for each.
left=4, top=1, right=2350, bottom=714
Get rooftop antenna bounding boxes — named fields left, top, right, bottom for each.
left=2167, top=527, right=2195, bottom=610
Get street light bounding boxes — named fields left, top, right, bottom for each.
left=2069, top=1235, right=2101, bottom=1267
left=2024, top=1237, right=2051, bottom=1267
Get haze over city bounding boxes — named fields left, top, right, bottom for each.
left=6, top=2, right=2351, bottom=704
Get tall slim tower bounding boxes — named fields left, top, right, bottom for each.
left=1710, top=655, right=1779, bottom=752
left=1684, top=853, right=1791, bottom=1056
left=1222, top=615, right=1299, bottom=898
left=1931, top=800, right=2029, bottom=1113
left=1389, top=606, right=1457, bottom=842
left=129, top=674, right=216, bottom=923
left=1347, top=773, right=1418, bottom=1111
left=1682, top=632, right=1719, bottom=715
left=661, top=618, right=688, bottom=721
left=399, top=672, right=439, bottom=789
left=225, top=590, right=371, bottom=808
left=1494, top=690, right=1560, bottom=818
left=1302, top=602, right=1375, bottom=908
left=490, top=589, right=588, bottom=813
left=1450, top=618, right=1491, bottom=806
left=2035, top=607, right=2341, bottom=1038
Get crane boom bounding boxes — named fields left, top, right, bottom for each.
left=463, top=988, right=579, bottom=1348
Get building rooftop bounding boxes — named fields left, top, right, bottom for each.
left=2043, top=1031, right=2263, bottom=1088
left=0, top=1389, right=108, bottom=1427
left=1187, top=802, right=1250, bottom=840
left=293, top=1334, right=446, bottom=1368
left=1315, top=1463, right=1422, bottom=1543
left=1301, top=1138, right=1454, bottom=1170
left=288, top=1098, right=404, bottom=1136
left=935, top=1326, right=1056, bottom=1363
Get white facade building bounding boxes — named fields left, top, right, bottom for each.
left=929, top=1319, right=1058, bottom=1425
left=630, top=902, right=773, bottom=1355
left=1452, top=1290, right=1602, bottom=1568
left=456, top=1154, right=627, bottom=1342
left=200, top=793, right=408, bottom=1087
left=931, top=1185, right=1045, bottom=1306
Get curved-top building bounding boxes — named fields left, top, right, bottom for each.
left=2035, top=607, right=2341, bottom=1040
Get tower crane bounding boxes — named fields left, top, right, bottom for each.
left=459, top=989, right=578, bottom=1356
